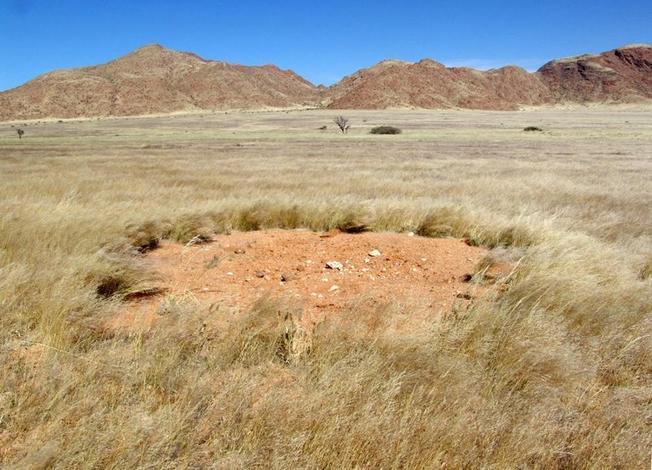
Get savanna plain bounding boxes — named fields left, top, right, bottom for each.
left=1, top=108, right=651, bottom=468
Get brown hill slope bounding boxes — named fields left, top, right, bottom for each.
left=1, top=44, right=651, bottom=120
left=327, top=45, right=652, bottom=110
left=0, top=45, right=320, bottom=120
left=327, top=59, right=551, bottom=110
left=537, top=44, right=652, bottom=103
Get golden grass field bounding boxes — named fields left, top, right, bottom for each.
left=1, top=108, right=651, bottom=468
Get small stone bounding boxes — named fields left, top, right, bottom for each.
left=226, top=272, right=234, bottom=276
left=364, top=257, right=370, bottom=263
left=326, top=261, right=344, bottom=270
left=329, top=285, right=339, bottom=292
left=368, top=249, right=381, bottom=257
left=234, top=248, right=245, bottom=254
left=255, top=271, right=265, bottom=278
left=280, top=272, right=295, bottom=282
left=407, top=232, right=415, bottom=237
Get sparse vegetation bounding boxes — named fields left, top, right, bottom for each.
left=0, top=109, right=650, bottom=468
left=334, top=115, right=350, bottom=133
left=370, top=125, right=402, bottom=134
left=16, top=128, right=24, bottom=139
left=523, top=125, right=543, bottom=132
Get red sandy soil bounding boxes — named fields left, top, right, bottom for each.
left=114, top=229, right=489, bottom=329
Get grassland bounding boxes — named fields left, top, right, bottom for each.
left=1, top=108, right=651, bottom=468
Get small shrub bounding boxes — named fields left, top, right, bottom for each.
left=523, top=126, right=543, bottom=132
left=318, top=125, right=328, bottom=130
left=370, top=126, right=402, bottom=135
left=334, top=116, right=350, bottom=133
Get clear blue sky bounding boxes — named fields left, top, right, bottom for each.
left=1, top=0, right=651, bottom=91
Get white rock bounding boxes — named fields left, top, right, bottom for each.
left=329, top=285, right=339, bottom=292
left=407, top=232, right=415, bottom=237
left=368, top=249, right=381, bottom=257
left=326, top=261, right=344, bottom=270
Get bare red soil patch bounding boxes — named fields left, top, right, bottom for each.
left=115, top=230, right=488, bottom=329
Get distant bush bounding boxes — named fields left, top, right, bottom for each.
left=523, top=126, right=543, bottom=132
left=370, top=126, right=402, bottom=135
left=334, top=116, right=350, bottom=133
left=318, top=125, right=328, bottom=130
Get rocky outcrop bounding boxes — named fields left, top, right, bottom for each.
left=537, top=44, right=652, bottom=103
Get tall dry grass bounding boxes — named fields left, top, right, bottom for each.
left=0, top=108, right=650, bottom=467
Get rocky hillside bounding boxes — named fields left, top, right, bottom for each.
left=327, top=45, right=652, bottom=109
left=537, top=44, right=652, bottom=103
left=327, top=59, right=552, bottom=110
left=1, top=44, right=650, bottom=120
left=0, top=45, right=320, bottom=120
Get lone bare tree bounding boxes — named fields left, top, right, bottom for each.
left=334, top=116, right=350, bottom=134
left=16, top=129, right=24, bottom=139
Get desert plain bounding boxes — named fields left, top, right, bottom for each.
left=1, top=107, right=651, bottom=467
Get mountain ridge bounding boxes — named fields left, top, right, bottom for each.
left=1, top=44, right=650, bottom=120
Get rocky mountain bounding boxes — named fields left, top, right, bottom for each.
left=327, top=45, right=652, bottom=109
left=327, top=59, right=552, bottom=110
left=537, top=44, right=652, bottom=103
left=0, top=45, right=320, bottom=120
left=1, top=44, right=650, bottom=120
